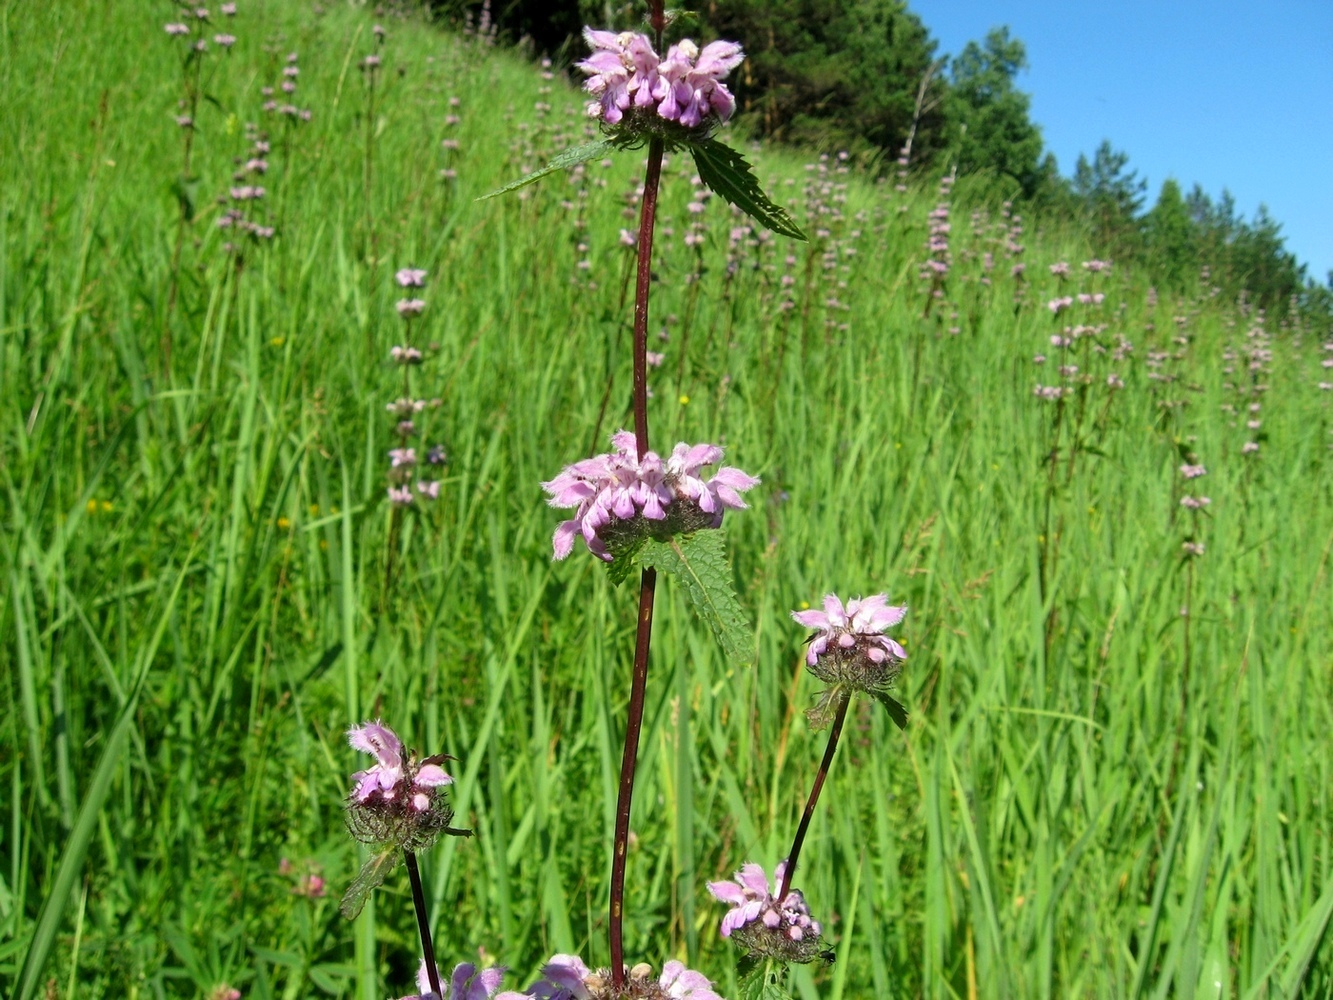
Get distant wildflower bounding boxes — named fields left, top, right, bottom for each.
left=345, top=721, right=459, bottom=852
left=1082, top=259, right=1111, bottom=273
left=176, top=115, right=195, bottom=128
left=707, top=861, right=826, bottom=964
left=1179, top=464, right=1207, bottom=479
left=1049, top=262, right=1070, bottom=277
left=397, top=268, right=428, bottom=288
left=1182, top=542, right=1205, bottom=557
left=391, top=345, right=424, bottom=364
left=1180, top=496, right=1211, bottom=509
left=1106, top=373, right=1124, bottom=389
left=1047, top=296, right=1074, bottom=314
left=362, top=54, right=381, bottom=70
left=397, top=299, right=427, bottom=317
left=388, top=485, right=414, bottom=506
left=577, top=28, right=743, bottom=132
left=1033, top=385, right=1067, bottom=401
left=165, top=22, right=190, bottom=36
left=645, top=351, right=665, bottom=367
left=207, top=987, right=242, bottom=1000
left=220, top=2, right=236, bottom=13
left=416, top=481, right=441, bottom=500
left=542, top=431, right=758, bottom=561
left=525, top=954, right=722, bottom=1000
left=214, top=34, right=236, bottom=47
left=1242, top=441, right=1260, bottom=454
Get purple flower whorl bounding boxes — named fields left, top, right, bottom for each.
left=542, top=431, right=758, bottom=562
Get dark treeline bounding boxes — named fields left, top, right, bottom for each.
left=431, top=0, right=1330, bottom=322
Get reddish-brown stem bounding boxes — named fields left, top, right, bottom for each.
left=609, top=132, right=665, bottom=990
left=609, top=566, right=658, bottom=984
left=778, top=689, right=850, bottom=902
left=404, top=851, right=442, bottom=998
left=631, top=139, right=664, bottom=459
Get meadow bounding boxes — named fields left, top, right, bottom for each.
left=2, top=2, right=1332, bottom=998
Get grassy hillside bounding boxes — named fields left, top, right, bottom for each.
left=3, top=2, right=1332, bottom=998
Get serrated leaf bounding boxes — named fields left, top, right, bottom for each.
left=339, top=846, right=399, bottom=920
left=605, top=538, right=648, bottom=587
left=871, top=689, right=910, bottom=731
left=638, top=529, right=753, bottom=662
left=737, top=960, right=796, bottom=1000
left=691, top=138, right=807, bottom=241
left=477, top=139, right=619, bottom=201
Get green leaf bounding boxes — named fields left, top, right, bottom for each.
left=605, top=538, right=647, bottom=587
left=870, top=689, right=910, bottom=730
left=737, top=959, right=796, bottom=1000
left=339, top=846, right=399, bottom=920
left=637, top=529, right=753, bottom=662
left=691, top=138, right=808, bottom=241
left=477, top=139, right=619, bottom=201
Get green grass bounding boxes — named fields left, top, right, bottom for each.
left=2, top=1, right=1332, bottom=998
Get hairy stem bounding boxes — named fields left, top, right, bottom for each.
left=609, top=133, right=665, bottom=988
left=778, top=688, right=850, bottom=902
left=404, top=850, right=442, bottom=998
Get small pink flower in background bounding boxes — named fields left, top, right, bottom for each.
left=1082, top=259, right=1112, bottom=273
left=645, top=351, right=665, bottom=367
left=397, top=299, right=426, bottom=318
left=391, top=345, right=423, bottom=364
left=165, top=22, right=190, bottom=35
left=1242, top=441, right=1260, bottom=454
left=396, top=268, right=428, bottom=288
left=416, top=481, right=441, bottom=500
left=214, top=34, right=236, bottom=47
left=1107, top=373, right=1124, bottom=389
left=208, top=987, right=242, bottom=1000
left=1182, top=542, right=1205, bottom=557
left=1049, top=261, right=1070, bottom=277
left=388, top=485, right=414, bottom=506
left=1179, top=464, right=1206, bottom=479
left=1180, top=496, right=1211, bottom=509
left=1047, top=296, right=1074, bottom=314
left=221, top=2, right=236, bottom=13
left=176, top=115, right=194, bottom=128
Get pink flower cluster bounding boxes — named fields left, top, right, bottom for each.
left=791, top=593, right=908, bottom=669
left=706, top=862, right=825, bottom=963
left=542, top=431, right=758, bottom=561
left=348, top=721, right=452, bottom=813
left=523, top=954, right=721, bottom=1000
left=577, top=29, right=743, bottom=129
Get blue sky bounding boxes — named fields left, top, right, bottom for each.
left=916, top=0, right=1333, bottom=282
